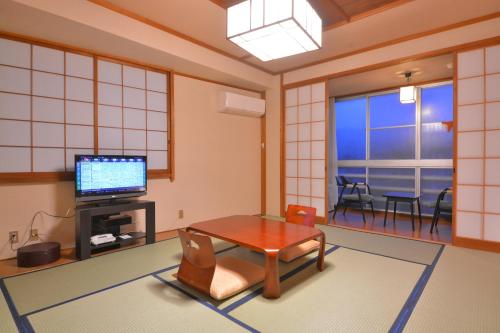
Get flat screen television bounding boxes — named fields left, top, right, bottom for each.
left=75, top=155, right=147, bottom=202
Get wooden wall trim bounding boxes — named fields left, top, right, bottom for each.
left=261, top=91, right=266, bottom=215
left=452, top=52, right=458, bottom=243
left=454, top=236, right=500, bottom=253
left=315, top=216, right=326, bottom=224
left=0, top=171, right=173, bottom=184
left=323, top=79, right=329, bottom=225
left=87, top=0, right=275, bottom=75
left=0, top=172, right=73, bottom=183
left=173, top=71, right=263, bottom=94
left=283, top=12, right=500, bottom=74
left=323, top=0, right=415, bottom=31
left=169, top=70, right=176, bottom=181
left=93, top=56, right=99, bottom=154
left=333, top=77, right=453, bottom=100
left=283, top=36, right=500, bottom=89
left=279, top=74, right=285, bottom=217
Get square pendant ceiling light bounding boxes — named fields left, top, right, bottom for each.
left=227, top=0, right=322, bottom=62
left=400, top=85, right=416, bottom=104
left=400, top=72, right=416, bottom=103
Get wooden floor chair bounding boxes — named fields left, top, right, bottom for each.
left=176, top=230, right=265, bottom=300
left=279, top=205, right=321, bottom=262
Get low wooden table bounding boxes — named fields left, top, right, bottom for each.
left=187, top=215, right=326, bottom=299
left=383, top=192, right=422, bottom=231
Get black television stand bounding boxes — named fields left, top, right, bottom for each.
left=91, top=199, right=132, bottom=207
left=75, top=200, right=155, bottom=260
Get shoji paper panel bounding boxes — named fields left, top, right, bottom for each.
left=0, top=66, right=30, bottom=94
left=0, top=37, right=94, bottom=172
left=0, top=92, right=30, bottom=120
left=285, top=82, right=326, bottom=216
left=0, top=37, right=171, bottom=176
left=66, top=101, right=93, bottom=125
left=97, top=60, right=169, bottom=170
left=0, top=38, right=30, bottom=67
left=456, top=44, right=500, bottom=243
left=0, top=147, right=31, bottom=172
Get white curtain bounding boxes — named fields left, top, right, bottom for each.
left=328, top=97, right=338, bottom=212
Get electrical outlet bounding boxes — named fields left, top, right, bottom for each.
left=30, top=229, right=39, bottom=241
left=178, top=209, right=184, bottom=219
left=9, top=231, right=18, bottom=244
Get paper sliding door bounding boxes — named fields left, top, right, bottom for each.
left=284, top=82, right=327, bottom=219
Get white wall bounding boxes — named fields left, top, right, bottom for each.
left=0, top=75, right=262, bottom=259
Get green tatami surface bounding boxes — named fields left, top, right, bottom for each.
left=27, top=276, right=248, bottom=333
left=230, top=247, right=425, bottom=333
left=2, top=220, right=499, bottom=333
left=318, top=224, right=441, bottom=265
left=0, top=284, right=17, bottom=333
left=3, top=237, right=233, bottom=315
left=157, top=243, right=334, bottom=310
left=404, top=245, right=500, bottom=332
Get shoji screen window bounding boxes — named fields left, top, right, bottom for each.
left=285, top=83, right=326, bottom=217
left=456, top=44, right=500, bottom=243
left=97, top=59, right=169, bottom=171
left=0, top=37, right=94, bottom=173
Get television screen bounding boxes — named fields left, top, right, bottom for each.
left=75, top=155, right=147, bottom=202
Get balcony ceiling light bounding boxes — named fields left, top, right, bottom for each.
left=400, top=72, right=416, bottom=104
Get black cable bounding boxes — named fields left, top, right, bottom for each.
left=10, top=209, right=75, bottom=251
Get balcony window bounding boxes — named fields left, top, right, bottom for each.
left=334, top=82, right=453, bottom=216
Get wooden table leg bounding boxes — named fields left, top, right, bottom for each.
left=383, top=199, right=389, bottom=226
left=410, top=200, right=415, bottom=231
left=393, top=201, right=398, bottom=223
left=317, top=232, right=326, bottom=271
left=417, top=198, right=423, bottom=227
left=263, top=251, right=280, bottom=299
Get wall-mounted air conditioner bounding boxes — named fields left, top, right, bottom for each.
left=218, top=91, right=265, bottom=118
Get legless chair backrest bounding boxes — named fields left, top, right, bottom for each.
left=285, top=205, right=317, bottom=227
left=177, top=230, right=216, bottom=294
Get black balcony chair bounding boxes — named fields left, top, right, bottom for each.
left=430, top=187, right=452, bottom=233
left=330, top=176, right=375, bottom=223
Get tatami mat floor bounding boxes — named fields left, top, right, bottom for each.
left=1, top=221, right=499, bottom=333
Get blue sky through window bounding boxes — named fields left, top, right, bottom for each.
left=335, top=83, right=453, bottom=161
left=335, top=97, right=366, bottom=160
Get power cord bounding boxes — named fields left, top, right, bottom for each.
left=10, top=208, right=75, bottom=252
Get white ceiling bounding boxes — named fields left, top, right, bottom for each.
left=0, top=0, right=270, bottom=91
left=328, top=53, right=454, bottom=97
left=97, top=0, right=500, bottom=73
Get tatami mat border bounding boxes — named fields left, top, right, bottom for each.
left=0, top=244, right=239, bottom=333
left=152, top=275, right=259, bottom=333
left=1, top=235, right=179, bottom=280
left=221, top=245, right=340, bottom=314
left=0, top=279, right=30, bottom=333
left=389, top=244, right=445, bottom=333
left=321, top=224, right=448, bottom=246
left=333, top=244, right=433, bottom=266
left=22, top=244, right=239, bottom=318
left=1, top=237, right=445, bottom=333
